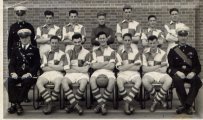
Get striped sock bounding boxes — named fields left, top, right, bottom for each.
left=119, top=89, right=131, bottom=103
left=128, top=86, right=139, bottom=100
left=40, top=89, right=51, bottom=103
left=92, top=88, right=103, bottom=105
left=75, top=89, right=85, bottom=101
left=149, top=87, right=156, bottom=97
left=154, top=87, right=167, bottom=102
left=51, top=90, right=59, bottom=101
left=64, top=89, right=77, bottom=106
left=103, top=89, right=112, bottom=103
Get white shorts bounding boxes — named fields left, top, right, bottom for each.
left=39, top=71, right=63, bottom=82
left=118, top=71, right=141, bottom=83
left=64, top=73, right=89, bottom=83
left=39, top=44, right=51, bottom=58
left=144, top=72, right=168, bottom=83
left=91, top=69, right=115, bottom=79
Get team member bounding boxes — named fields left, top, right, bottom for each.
left=164, top=8, right=185, bottom=55
left=142, top=35, right=172, bottom=112
left=62, top=33, right=91, bottom=115
left=116, top=33, right=142, bottom=115
left=141, top=15, right=164, bottom=49
left=91, top=12, right=114, bottom=50
left=90, top=31, right=116, bottom=115
left=8, top=6, right=36, bottom=60
left=116, top=4, right=141, bottom=51
left=36, top=10, right=61, bottom=58
left=167, top=24, right=202, bottom=115
left=36, top=36, right=65, bottom=114
left=62, top=10, right=86, bottom=52
left=7, top=28, right=40, bottom=115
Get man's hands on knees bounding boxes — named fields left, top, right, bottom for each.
left=186, top=72, right=196, bottom=79
left=11, top=73, right=18, bottom=79
left=21, top=73, right=32, bottom=79
left=175, top=71, right=186, bottom=79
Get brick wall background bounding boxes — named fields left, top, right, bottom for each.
left=3, top=0, right=202, bottom=79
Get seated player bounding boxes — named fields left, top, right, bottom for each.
left=142, top=35, right=172, bottom=112
left=36, top=36, right=65, bottom=114
left=62, top=33, right=91, bottom=115
left=116, top=33, right=142, bottom=115
left=90, top=31, right=116, bottom=115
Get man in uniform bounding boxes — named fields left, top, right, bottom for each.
left=116, top=4, right=141, bottom=51
left=90, top=31, right=116, bottom=115
left=167, top=24, right=202, bottom=115
left=36, top=36, right=65, bottom=114
left=62, top=10, right=86, bottom=52
left=142, top=35, right=172, bottom=112
left=91, top=12, right=114, bottom=50
left=62, top=33, right=91, bottom=115
left=8, top=6, right=36, bottom=60
left=116, top=33, right=142, bottom=115
left=141, top=15, right=165, bottom=49
left=7, top=28, right=40, bottom=115
left=36, top=10, right=61, bottom=58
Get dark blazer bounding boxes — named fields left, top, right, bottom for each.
left=7, top=21, right=36, bottom=59
left=9, top=44, right=40, bottom=77
left=167, top=44, right=201, bottom=76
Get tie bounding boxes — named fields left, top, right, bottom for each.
left=23, top=45, right=26, bottom=50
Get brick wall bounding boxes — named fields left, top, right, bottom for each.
left=3, top=0, right=202, bottom=78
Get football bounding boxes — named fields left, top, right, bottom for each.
left=96, top=74, right=108, bottom=88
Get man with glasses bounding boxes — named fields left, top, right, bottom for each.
left=36, top=10, right=61, bottom=58
left=167, top=24, right=202, bottom=115
left=62, top=33, right=91, bottom=115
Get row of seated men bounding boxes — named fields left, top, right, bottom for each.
left=6, top=4, right=202, bottom=117
left=7, top=28, right=202, bottom=116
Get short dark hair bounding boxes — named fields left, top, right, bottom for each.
left=72, top=33, right=82, bottom=40
left=148, top=15, right=157, bottom=21
left=97, top=12, right=106, bottom=18
left=97, top=31, right=107, bottom=38
left=169, top=8, right=179, bottom=14
left=148, top=35, right=158, bottom=41
left=44, top=10, right=54, bottom=17
left=69, top=10, right=78, bottom=16
left=50, top=36, right=60, bottom=42
left=123, top=5, right=132, bottom=11
left=123, top=33, right=132, bottom=39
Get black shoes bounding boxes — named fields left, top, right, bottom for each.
left=43, top=102, right=53, bottom=115
left=16, top=104, right=24, bottom=115
left=8, top=104, right=17, bottom=114
left=101, top=104, right=107, bottom=115
left=150, top=101, right=158, bottom=112
left=94, top=104, right=101, bottom=113
left=65, top=103, right=83, bottom=115
left=74, top=103, right=83, bottom=115
left=176, top=106, right=193, bottom=115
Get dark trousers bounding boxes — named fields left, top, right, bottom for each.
left=7, top=77, right=36, bottom=104
left=172, top=75, right=202, bottom=107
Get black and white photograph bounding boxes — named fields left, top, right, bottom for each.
left=1, top=0, right=203, bottom=119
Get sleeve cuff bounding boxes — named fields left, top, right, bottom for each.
left=64, top=65, right=70, bottom=70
